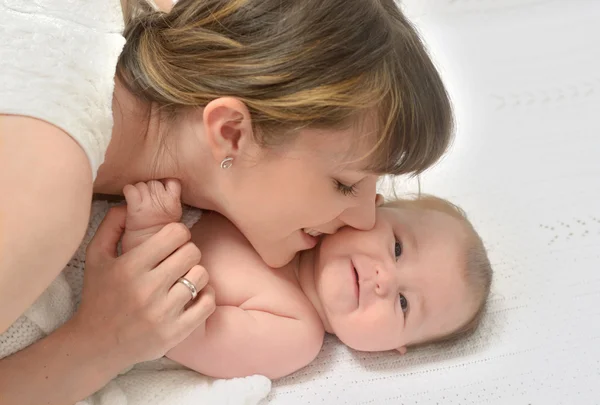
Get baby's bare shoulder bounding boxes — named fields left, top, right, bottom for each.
left=263, top=298, right=325, bottom=371
left=287, top=316, right=326, bottom=370
left=270, top=290, right=325, bottom=356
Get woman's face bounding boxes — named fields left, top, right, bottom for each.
left=170, top=98, right=382, bottom=268
left=222, top=126, right=380, bottom=268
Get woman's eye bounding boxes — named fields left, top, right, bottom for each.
left=394, top=239, right=403, bottom=259
left=399, top=294, right=409, bottom=313
left=334, top=180, right=357, bottom=197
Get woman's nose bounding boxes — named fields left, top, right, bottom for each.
left=338, top=191, right=378, bottom=231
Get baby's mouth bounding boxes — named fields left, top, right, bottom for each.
left=353, top=264, right=360, bottom=302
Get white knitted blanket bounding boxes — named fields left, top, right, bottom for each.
left=0, top=201, right=271, bottom=405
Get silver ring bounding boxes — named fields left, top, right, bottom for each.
left=177, top=277, right=198, bottom=300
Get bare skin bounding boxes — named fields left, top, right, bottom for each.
left=121, top=181, right=478, bottom=379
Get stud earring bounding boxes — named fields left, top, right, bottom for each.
left=220, top=157, right=233, bottom=169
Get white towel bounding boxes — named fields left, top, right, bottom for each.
left=0, top=201, right=271, bottom=405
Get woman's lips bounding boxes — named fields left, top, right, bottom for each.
left=299, top=229, right=319, bottom=249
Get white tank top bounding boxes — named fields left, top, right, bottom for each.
left=0, top=0, right=126, bottom=178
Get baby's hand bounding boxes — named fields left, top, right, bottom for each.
left=121, top=179, right=183, bottom=253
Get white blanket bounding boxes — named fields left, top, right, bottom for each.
left=266, top=0, right=600, bottom=403
left=0, top=202, right=271, bottom=405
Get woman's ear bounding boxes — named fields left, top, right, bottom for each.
left=397, top=346, right=407, bottom=355
left=202, top=97, right=255, bottom=164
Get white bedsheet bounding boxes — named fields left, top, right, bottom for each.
left=266, top=1, right=600, bottom=403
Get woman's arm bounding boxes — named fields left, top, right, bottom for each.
left=0, top=316, right=126, bottom=405
left=0, top=116, right=93, bottom=332
left=0, top=204, right=215, bottom=404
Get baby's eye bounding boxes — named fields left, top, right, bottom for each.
left=399, top=294, right=409, bottom=313
left=394, top=239, right=403, bottom=259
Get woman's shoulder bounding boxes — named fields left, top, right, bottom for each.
left=0, top=0, right=124, bottom=32
left=0, top=0, right=126, bottom=179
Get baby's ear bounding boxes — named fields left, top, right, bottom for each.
left=397, top=346, right=408, bottom=355
left=375, top=194, right=385, bottom=207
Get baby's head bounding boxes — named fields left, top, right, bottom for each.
left=299, top=195, right=492, bottom=354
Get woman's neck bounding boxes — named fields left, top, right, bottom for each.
left=94, top=79, right=222, bottom=213
left=94, top=80, right=167, bottom=195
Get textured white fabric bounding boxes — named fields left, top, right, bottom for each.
left=0, top=0, right=126, bottom=179
left=0, top=202, right=271, bottom=404
left=267, top=1, right=600, bottom=403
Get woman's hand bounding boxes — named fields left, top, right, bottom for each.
left=0, top=204, right=216, bottom=405
left=74, top=205, right=216, bottom=366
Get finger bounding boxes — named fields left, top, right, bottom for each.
left=148, top=180, right=166, bottom=196
left=167, top=264, right=210, bottom=307
left=123, top=184, right=142, bottom=208
left=86, top=205, right=127, bottom=261
left=179, top=285, right=216, bottom=328
left=134, top=181, right=151, bottom=201
left=128, top=222, right=192, bottom=269
left=164, top=178, right=181, bottom=199
left=154, top=241, right=202, bottom=286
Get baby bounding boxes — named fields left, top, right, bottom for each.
left=121, top=180, right=492, bottom=379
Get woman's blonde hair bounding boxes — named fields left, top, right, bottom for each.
left=118, top=0, right=454, bottom=175
left=384, top=195, right=493, bottom=346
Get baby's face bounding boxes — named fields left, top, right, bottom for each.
left=309, top=205, right=476, bottom=353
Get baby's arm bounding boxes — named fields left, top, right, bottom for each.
left=166, top=304, right=324, bottom=379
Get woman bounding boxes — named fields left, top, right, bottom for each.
left=0, top=0, right=453, bottom=403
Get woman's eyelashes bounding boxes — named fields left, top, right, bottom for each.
left=334, top=179, right=357, bottom=197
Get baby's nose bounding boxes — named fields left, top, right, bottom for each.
left=374, top=265, right=395, bottom=297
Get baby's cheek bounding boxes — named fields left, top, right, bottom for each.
left=331, top=311, right=389, bottom=351
left=362, top=312, right=404, bottom=348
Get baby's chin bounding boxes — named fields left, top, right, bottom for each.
left=332, top=326, right=402, bottom=353
left=330, top=326, right=371, bottom=351
left=336, top=335, right=381, bottom=352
